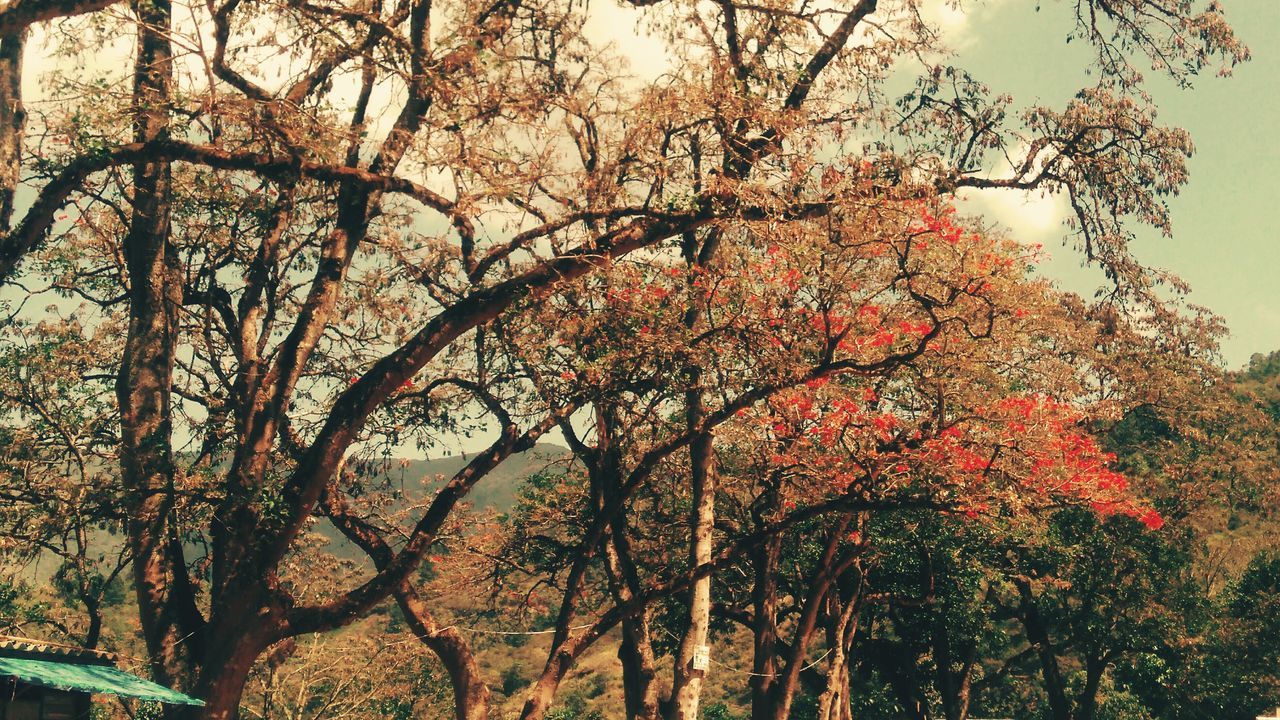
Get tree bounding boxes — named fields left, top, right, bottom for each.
left=0, top=1, right=1251, bottom=719
left=0, top=315, right=127, bottom=648
left=996, top=510, right=1203, bottom=720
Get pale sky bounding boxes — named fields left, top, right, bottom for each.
left=948, top=0, right=1280, bottom=369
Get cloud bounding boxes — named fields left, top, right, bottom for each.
left=917, top=0, right=1011, bottom=51
left=957, top=186, right=1070, bottom=243
left=582, top=1, right=671, bottom=83
left=954, top=132, right=1072, bottom=245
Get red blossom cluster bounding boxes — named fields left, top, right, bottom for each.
left=987, top=395, right=1164, bottom=529
left=742, top=386, right=1163, bottom=531
left=907, top=203, right=970, bottom=246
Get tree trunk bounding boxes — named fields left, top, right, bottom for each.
left=0, top=27, right=23, bottom=231
left=120, top=0, right=202, bottom=693
left=816, top=571, right=862, bottom=720
left=519, top=552, right=610, bottom=720
left=519, top=630, right=598, bottom=720
left=767, top=518, right=854, bottom=720
left=667, top=400, right=716, bottom=720
left=934, top=605, right=978, bottom=720
left=749, top=534, right=781, bottom=720
left=1075, top=655, right=1106, bottom=720
left=617, top=609, right=663, bottom=720
left=1014, top=579, right=1070, bottom=720
left=603, top=527, right=662, bottom=720
left=816, top=653, right=854, bottom=720
left=594, top=433, right=664, bottom=720
left=192, top=627, right=270, bottom=720
left=321, top=484, right=492, bottom=720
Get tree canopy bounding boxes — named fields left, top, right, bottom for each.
left=0, top=1, right=1272, bottom=720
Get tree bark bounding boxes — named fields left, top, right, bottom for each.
left=615, top=594, right=663, bottom=720
left=0, top=0, right=121, bottom=36
left=601, top=487, right=663, bottom=720
left=119, top=0, right=204, bottom=695
left=668, top=221, right=723, bottom=720
left=1075, top=655, right=1106, bottom=720
left=321, top=486, right=492, bottom=720
left=0, top=27, right=23, bottom=231
left=749, top=534, right=781, bottom=720
left=1015, top=578, right=1071, bottom=720
left=816, top=567, right=863, bottom=720
left=397, top=585, right=492, bottom=720
left=191, top=628, right=271, bottom=720
left=767, top=517, right=855, bottom=720
left=667, top=394, right=716, bottom=720
left=518, top=621, right=612, bottom=720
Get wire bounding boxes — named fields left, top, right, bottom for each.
left=444, top=622, right=595, bottom=636
left=658, top=626, right=835, bottom=678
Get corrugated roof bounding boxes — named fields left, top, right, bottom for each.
left=0, top=637, right=203, bottom=706
left=0, top=638, right=117, bottom=666
left=0, top=657, right=203, bottom=706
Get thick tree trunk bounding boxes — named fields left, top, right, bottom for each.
left=617, top=610, right=663, bottom=720
left=591, top=433, right=664, bottom=720
left=191, top=627, right=271, bottom=720
left=749, top=535, right=781, bottom=720
left=519, top=629, right=598, bottom=720
left=1075, top=655, right=1106, bottom=720
left=816, top=573, right=862, bottom=720
left=1015, top=579, right=1071, bottom=720
left=816, top=652, right=854, bottom=720
left=519, top=549, right=609, bottom=720
left=520, top=661, right=567, bottom=720
left=119, top=0, right=202, bottom=693
left=767, top=518, right=854, bottom=720
left=603, top=529, right=663, bottom=720
left=0, top=28, right=23, bottom=231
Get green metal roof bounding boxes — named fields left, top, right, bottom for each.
left=0, top=656, right=204, bottom=706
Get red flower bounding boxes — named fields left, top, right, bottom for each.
left=869, top=330, right=896, bottom=347
left=1138, top=510, right=1165, bottom=530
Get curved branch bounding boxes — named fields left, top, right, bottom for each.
left=0, top=139, right=473, bottom=283
left=0, top=0, right=118, bottom=35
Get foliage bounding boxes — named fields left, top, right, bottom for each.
left=0, top=1, right=1267, bottom=720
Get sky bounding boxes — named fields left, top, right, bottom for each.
left=946, top=0, right=1280, bottom=369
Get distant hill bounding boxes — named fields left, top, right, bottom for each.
left=309, top=443, right=571, bottom=563
left=396, top=442, right=571, bottom=515
left=1237, top=349, right=1280, bottom=421
left=15, top=444, right=570, bottom=580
